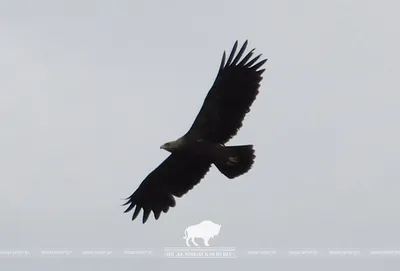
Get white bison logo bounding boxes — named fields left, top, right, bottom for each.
left=182, top=220, right=221, bottom=247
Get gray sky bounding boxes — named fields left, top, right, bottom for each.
left=1, top=0, right=400, bottom=269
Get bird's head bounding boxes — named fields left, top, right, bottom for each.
left=160, top=138, right=184, bottom=152
left=160, top=141, right=176, bottom=152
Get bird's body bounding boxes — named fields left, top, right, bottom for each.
left=169, top=140, right=214, bottom=157
left=123, top=40, right=267, bottom=223
left=161, top=135, right=222, bottom=158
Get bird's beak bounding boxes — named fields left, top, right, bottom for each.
left=160, top=144, right=165, bottom=150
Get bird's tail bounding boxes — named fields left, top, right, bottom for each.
left=214, top=145, right=255, bottom=179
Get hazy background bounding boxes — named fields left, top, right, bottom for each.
left=1, top=0, right=399, bottom=269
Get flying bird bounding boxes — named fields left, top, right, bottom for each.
left=123, top=40, right=267, bottom=223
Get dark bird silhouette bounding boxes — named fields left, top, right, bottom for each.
left=123, top=40, right=267, bottom=223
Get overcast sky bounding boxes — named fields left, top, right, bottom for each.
left=1, top=0, right=400, bottom=270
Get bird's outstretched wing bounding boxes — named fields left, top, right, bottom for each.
left=186, top=40, right=267, bottom=144
left=122, top=153, right=211, bottom=223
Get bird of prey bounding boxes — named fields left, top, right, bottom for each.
left=123, top=40, right=267, bottom=223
